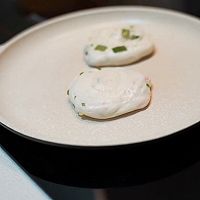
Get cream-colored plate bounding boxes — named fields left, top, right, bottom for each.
left=0, top=6, right=200, bottom=147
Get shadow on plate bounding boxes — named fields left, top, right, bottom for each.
left=90, top=49, right=156, bottom=70
left=79, top=104, right=150, bottom=122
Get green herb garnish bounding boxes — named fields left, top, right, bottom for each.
left=122, top=29, right=130, bottom=39
left=112, top=46, right=127, bottom=53
left=121, top=28, right=140, bottom=40
left=130, top=35, right=140, bottom=40
left=74, top=96, right=77, bottom=99
left=81, top=103, right=86, bottom=106
left=72, top=104, right=75, bottom=109
left=146, top=83, right=152, bottom=90
left=95, top=45, right=108, bottom=52
left=80, top=72, right=84, bottom=75
left=67, top=90, right=69, bottom=95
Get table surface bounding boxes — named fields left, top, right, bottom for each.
left=0, top=1, right=200, bottom=200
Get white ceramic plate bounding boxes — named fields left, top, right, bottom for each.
left=0, top=6, right=200, bottom=147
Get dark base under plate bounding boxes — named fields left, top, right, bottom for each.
left=1, top=122, right=200, bottom=188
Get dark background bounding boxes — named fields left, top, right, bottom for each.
left=0, top=0, right=200, bottom=44
left=0, top=1, right=200, bottom=200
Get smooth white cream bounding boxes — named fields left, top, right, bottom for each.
left=84, top=25, right=154, bottom=67
left=68, top=68, right=152, bottom=119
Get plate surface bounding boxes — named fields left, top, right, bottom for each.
left=0, top=6, right=200, bottom=146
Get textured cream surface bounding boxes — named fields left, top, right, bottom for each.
left=68, top=68, right=151, bottom=119
left=84, top=25, right=154, bottom=66
left=0, top=7, right=200, bottom=146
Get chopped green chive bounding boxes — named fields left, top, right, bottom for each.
left=122, top=29, right=130, bottom=39
left=74, top=96, right=77, bottom=99
left=130, top=35, right=140, bottom=40
left=67, top=90, right=69, bottom=95
left=112, top=46, right=127, bottom=53
left=95, top=45, right=108, bottom=52
left=146, top=83, right=151, bottom=90
left=81, top=103, right=86, bottom=106
left=80, top=72, right=84, bottom=75
left=122, top=28, right=140, bottom=40
left=72, top=104, right=75, bottom=109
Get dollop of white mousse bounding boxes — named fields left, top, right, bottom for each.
left=68, top=68, right=152, bottom=119
left=84, top=25, right=154, bottom=67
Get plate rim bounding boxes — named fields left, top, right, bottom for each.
left=1, top=119, right=200, bottom=149
left=0, top=5, right=200, bottom=148
left=2, top=5, right=200, bottom=49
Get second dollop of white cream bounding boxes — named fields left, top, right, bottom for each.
left=68, top=68, right=152, bottom=119
left=84, top=25, right=154, bottom=67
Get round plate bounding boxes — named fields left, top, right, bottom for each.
left=0, top=6, right=200, bottom=147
